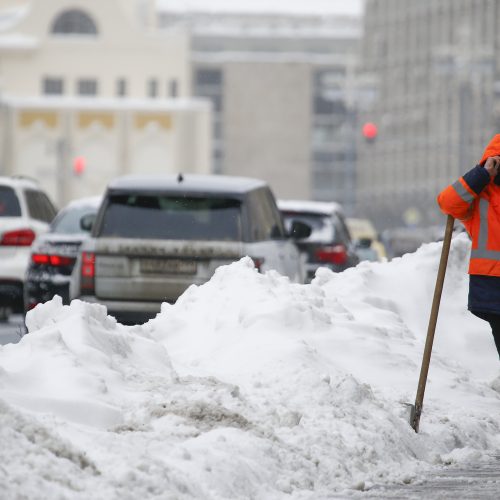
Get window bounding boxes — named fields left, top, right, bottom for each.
left=51, top=205, right=98, bottom=234
left=77, top=79, right=98, bottom=96
left=148, top=79, right=158, bottom=98
left=51, top=9, right=98, bottom=35
left=99, top=194, right=242, bottom=241
left=314, top=95, right=346, bottom=115
left=25, top=190, right=57, bottom=223
left=196, top=69, right=222, bottom=86
left=0, top=186, right=21, bottom=217
left=168, top=79, right=178, bottom=98
left=248, top=188, right=286, bottom=241
left=281, top=212, right=335, bottom=244
left=42, top=77, right=64, bottom=96
left=116, top=78, right=127, bottom=97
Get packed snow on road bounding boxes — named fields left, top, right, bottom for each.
left=1, top=233, right=500, bottom=499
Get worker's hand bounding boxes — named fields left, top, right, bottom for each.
left=484, top=156, right=500, bottom=177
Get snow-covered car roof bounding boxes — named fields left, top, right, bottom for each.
left=0, top=175, right=40, bottom=189
left=107, top=174, right=268, bottom=195
left=277, top=199, right=344, bottom=216
left=62, top=195, right=102, bottom=211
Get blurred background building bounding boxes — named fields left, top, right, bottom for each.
left=158, top=1, right=365, bottom=211
left=2, top=0, right=500, bottom=238
left=357, top=0, right=498, bottom=230
left=0, top=0, right=211, bottom=205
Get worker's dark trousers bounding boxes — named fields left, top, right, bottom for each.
left=474, top=312, right=500, bottom=359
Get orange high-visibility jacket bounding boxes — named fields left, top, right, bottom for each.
left=437, top=134, right=500, bottom=276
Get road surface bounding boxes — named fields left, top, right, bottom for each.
left=0, top=314, right=25, bottom=345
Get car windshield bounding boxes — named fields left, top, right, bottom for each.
left=99, top=193, right=243, bottom=241
left=281, top=211, right=335, bottom=243
left=51, top=205, right=98, bottom=234
left=0, top=186, right=21, bottom=217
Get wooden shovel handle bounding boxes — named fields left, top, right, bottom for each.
left=411, top=214, right=455, bottom=433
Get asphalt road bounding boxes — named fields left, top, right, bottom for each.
left=0, top=314, right=25, bottom=345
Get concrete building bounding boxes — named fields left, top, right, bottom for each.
left=158, top=6, right=364, bottom=211
left=357, top=0, right=499, bottom=230
left=0, top=0, right=211, bottom=205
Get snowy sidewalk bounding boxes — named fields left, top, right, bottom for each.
left=363, top=455, right=500, bottom=499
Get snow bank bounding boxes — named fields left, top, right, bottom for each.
left=1, top=233, right=500, bottom=499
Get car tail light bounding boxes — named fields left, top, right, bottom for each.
left=80, top=252, right=95, bottom=293
left=315, top=244, right=348, bottom=265
left=0, top=229, right=36, bottom=246
left=251, top=257, right=265, bottom=273
left=32, top=253, right=50, bottom=265
left=32, top=253, right=76, bottom=267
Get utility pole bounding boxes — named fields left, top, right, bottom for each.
left=55, top=110, right=72, bottom=207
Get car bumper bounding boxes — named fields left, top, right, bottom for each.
left=24, top=279, right=71, bottom=310
left=0, top=279, right=23, bottom=310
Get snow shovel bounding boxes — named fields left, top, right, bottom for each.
left=410, top=214, right=455, bottom=433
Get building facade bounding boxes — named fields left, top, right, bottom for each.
left=159, top=8, right=363, bottom=210
left=0, top=0, right=211, bottom=205
left=358, top=0, right=499, bottom=230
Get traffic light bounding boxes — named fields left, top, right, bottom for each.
left=73, top=156, right=86, bottom=176
left=362, top=122, right=378, bottom=143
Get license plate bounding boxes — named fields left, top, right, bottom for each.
left=140, top=258, right=197, bottom=275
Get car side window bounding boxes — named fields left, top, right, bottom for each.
left=333, top=213, right=352, bottom=244
left=25, top=189, right=56, bottom=223
left=262, top=189, right=286, bottom=239
left=249, top=188, right=286, bottom=241
left=38, top=191, right=57, bottom=221
left=0, top=186, right=21, bottom=216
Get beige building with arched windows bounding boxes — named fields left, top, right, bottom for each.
left=0, top=0, right=211, bottom=206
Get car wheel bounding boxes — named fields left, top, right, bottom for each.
left=0, top=306, right=12, bottom=322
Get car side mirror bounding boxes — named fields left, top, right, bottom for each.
left=80, top=213, right=95, bottom=232
left=289, top=220, right=312, bottom=239
left=356, top=237, right=373, bottom=249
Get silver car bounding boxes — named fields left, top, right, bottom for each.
left=71, top=174, right=310, bottom=324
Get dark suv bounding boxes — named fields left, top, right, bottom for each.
left=278, top=199, right=359, bottom=282
left=71, top=174, right=310, bottom=324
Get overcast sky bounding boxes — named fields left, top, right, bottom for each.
left=156, top=0, right=364, bottom=16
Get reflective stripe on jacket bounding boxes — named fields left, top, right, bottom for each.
left=437, top=165, right=500, bottom=276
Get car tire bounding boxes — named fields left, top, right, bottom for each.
left=0, top=306, right=12, bottom=322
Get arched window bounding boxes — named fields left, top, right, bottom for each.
left=51, top=9, right=98, bottom=35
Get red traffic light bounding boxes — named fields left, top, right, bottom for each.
left=362, top=122, right=378, bottom=141
left=73, top=156, right=86, bottom=175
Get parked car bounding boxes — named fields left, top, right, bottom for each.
left=381, top=224, right=450, bottom=259
left=71, top=174, right=310, bottom=324
left=346, top=217, right=387, bottom=262
left=278, top=199, right=359, bottom=282
left=0, top=176, right=57, bottom=320
left=24, top=196, right=102, bottom=312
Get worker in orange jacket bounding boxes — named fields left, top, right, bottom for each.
left=437, top=134, right=500, bottom=359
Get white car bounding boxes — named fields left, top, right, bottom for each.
left=0, top=176, right=57, bottom=320
left=24, top=196, right=102, bottom=312
left=71, top=174, right=311, bottom=324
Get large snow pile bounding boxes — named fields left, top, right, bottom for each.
left=1, top=233, right=500, bottom=499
